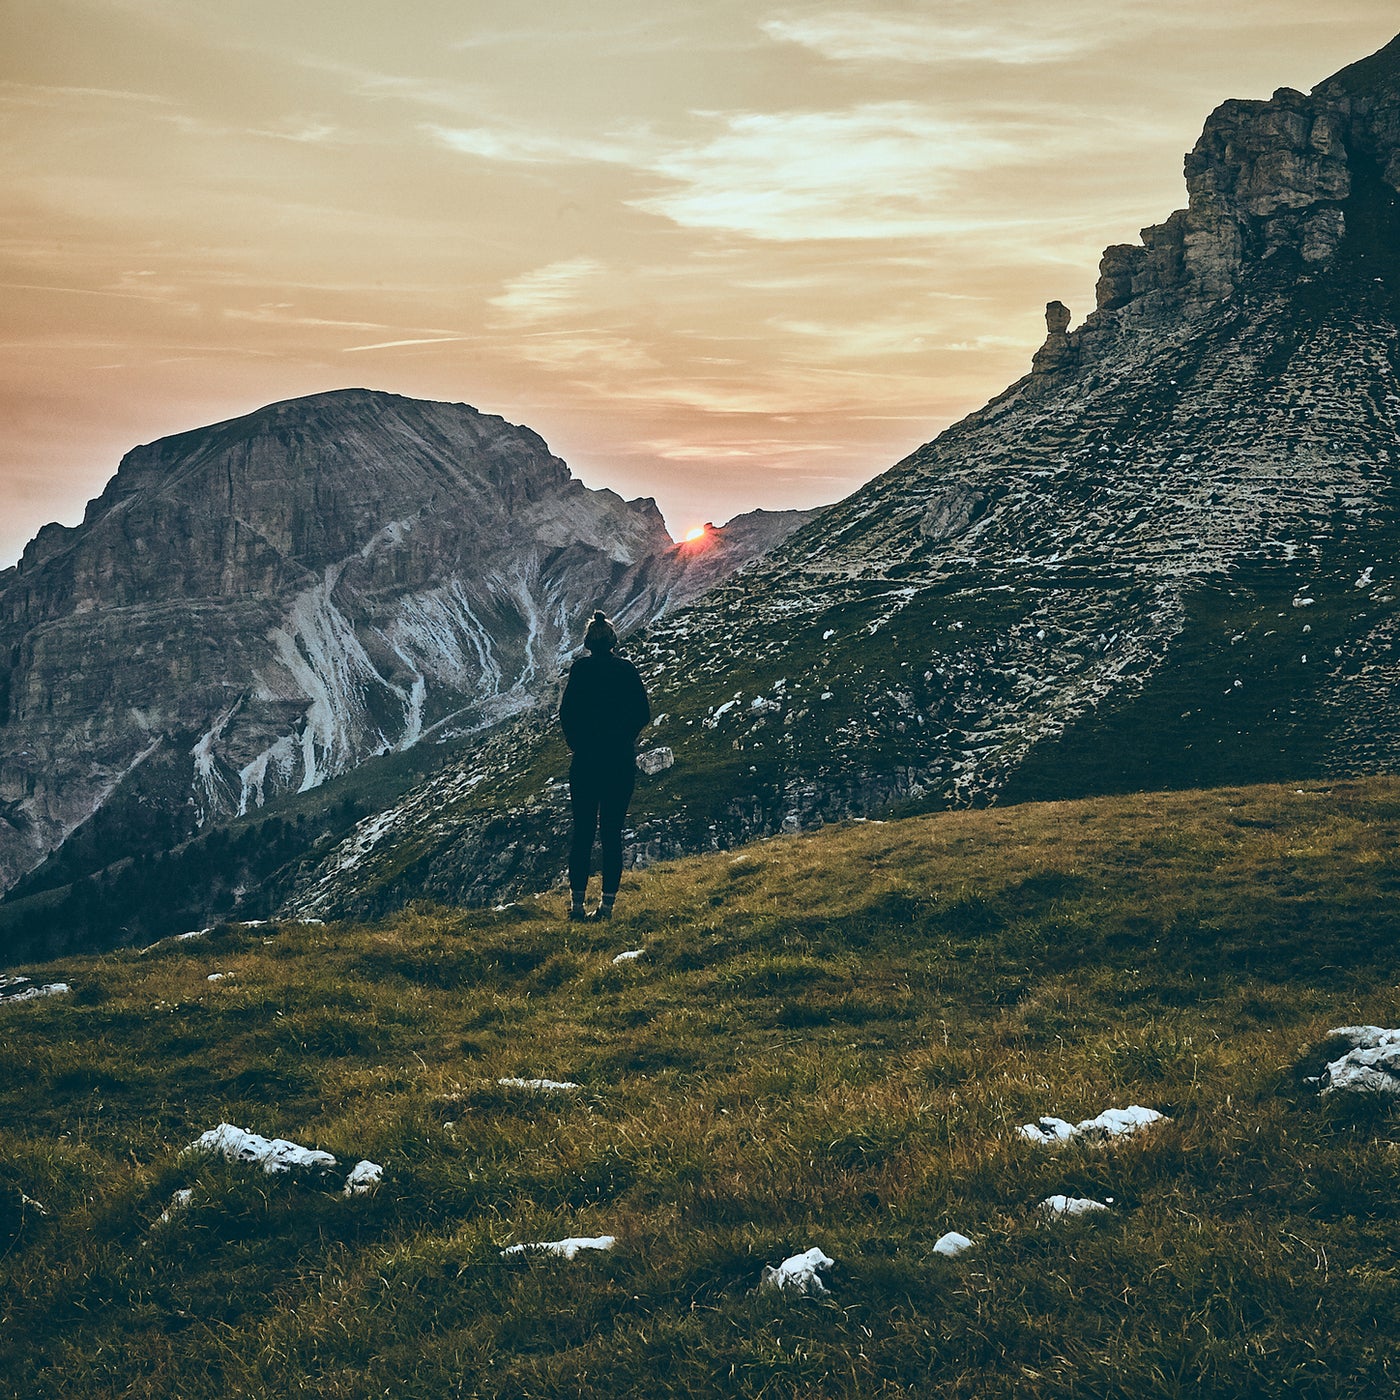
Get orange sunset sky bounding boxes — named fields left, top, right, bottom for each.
left=3, top=1, right=1398, bottom=567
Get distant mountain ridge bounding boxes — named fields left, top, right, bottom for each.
left=280, top=31, right=1400, bottom=922
left=0, top=389, right=816, bottom=904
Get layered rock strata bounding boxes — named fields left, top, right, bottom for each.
left=0, top=389, right=813, bottom=898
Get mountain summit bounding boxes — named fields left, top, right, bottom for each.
left=285, top=32, right=1400, bottom=920
left=0, top=390, right=812, bottom=905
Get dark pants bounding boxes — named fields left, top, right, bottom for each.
left=568, top=757, right=635, bottom=896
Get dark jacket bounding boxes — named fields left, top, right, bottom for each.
left=559, top=650, right=651, bottom=763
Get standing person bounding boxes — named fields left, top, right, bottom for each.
left=559, top=610, right=651, bottom=921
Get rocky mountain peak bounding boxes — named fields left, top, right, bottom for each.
left=1087, top=32, right=1400, bottom=327
left=0, top=391, right=815, bottom=913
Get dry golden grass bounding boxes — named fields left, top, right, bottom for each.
left=1, top=777, right=1399, bottom=1397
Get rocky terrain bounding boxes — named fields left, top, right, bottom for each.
left=281, top=33, right=1400, bottom=921
left=0, top=390, right=814, bottom=910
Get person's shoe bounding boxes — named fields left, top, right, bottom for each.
left=588, top=905, right=613, bottom=922
left=568, top=906, right=588, bottom=922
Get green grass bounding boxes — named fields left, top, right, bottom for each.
left=2, top=777, right=1399, bottom=1398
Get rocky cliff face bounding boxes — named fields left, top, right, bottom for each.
left=282, top=32, right=1400, bottom=921
left=0, top=389, right=813, bottom=900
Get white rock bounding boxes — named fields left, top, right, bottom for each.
left=1040, top=1194, right=1109, bottom=1218
left=497, top=1077, right=581, bottom=1092
left=612, top=949, right=645, bottom=964
left=1019, top=1105, right=1165, bottom=1145
left=932, top=1231, right=975, bottom=1256
left=1018, top=1116, right=1076, bottom=1144
left=185, top=1123, right=338, bottom=1175
left=155, top=1188, right=195, bottom=1226
left=636, top=746, right=674, bottom=776
left=1321, top=1042, right=1400, bottom=1096
left=1076, top=1105, right=1166, bottom=1138
left=343, top=1160, right=383, bottom=1196
left=758, top=1245, right=834, bottom=1295
left=500, top=1234, right=616, bottom=1260
left=1327, top=1025, right=1400, bottom=1051
left=206, top=973, right=226, bottom=982
left=0, top=980, right=71, bottom=1004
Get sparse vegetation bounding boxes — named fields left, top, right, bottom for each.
left=2, top=778, right=1399, bottom=1398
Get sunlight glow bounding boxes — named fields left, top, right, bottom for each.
left=683, top=525, right=707, bottom=542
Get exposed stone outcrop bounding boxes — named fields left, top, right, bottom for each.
left=1090, top=36, right=1400, bottom=323
left=0, top=390, right=816, bottom=899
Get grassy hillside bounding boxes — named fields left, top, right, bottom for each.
left=2, top=778, right=1399, bottom=1398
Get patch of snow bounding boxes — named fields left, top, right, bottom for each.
left=501, top=1234, right=616, bottom=1260
left=497, top=1077, right=581, bottom=1092
left=343, top=1160, right=383, bottom=1196
left=1292, top=596, right=1315, bottom=608
left=933, top=1231, right=975, bottom=1257
left=612, top=949, right=645, bottom=965
left=1040, top=1194, right=1109, bottom=1218
left=185, top=1123, right=338, bottom=1175
left=823, top=629, right=836, bottom=640
left=759, top=1245, right=834, bottom=1295
left=1019, top=1105, right=1165, bottom=1145
left=1355, top=567, right=1374, bottom=589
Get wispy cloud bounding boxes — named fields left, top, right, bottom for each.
left=424, top=122, right=635, bottom=166
left=342, top=336, right=479, bottom=352
left=487, top=257, right=606, bottom=326
left=760, top=6, right=1122, bottom=67
left=510, top=330, right=659, bottom=374
left=631, top=103, right=1033, bottom=241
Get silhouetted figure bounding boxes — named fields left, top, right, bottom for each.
left=559, top=610, right=651, bottom=920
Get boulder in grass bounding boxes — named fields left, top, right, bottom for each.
left=636, top=746, right=674, bottom=776
left=1019, top=1105, right=1165, bottom=1145
left=343, top=1160, right=383, bottom=1196
left=758, top=1246, right=834, bottom=1295
left=1319, top=1027, right=1400, bottom=1096
left=185, top=1123, right=338, bottom=1176
left=932, top=1231, right=975, bottom=1257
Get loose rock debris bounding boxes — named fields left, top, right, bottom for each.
left=758, top=1246, right=834, bottom=1295
left=1019, top=1105, right=1166, bottom=1144
left=500, top=1235, right=616, bottom=1260
left=497, top=1077, right=581, bottom=1092
left=611, top=949, right=645, bottom=964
